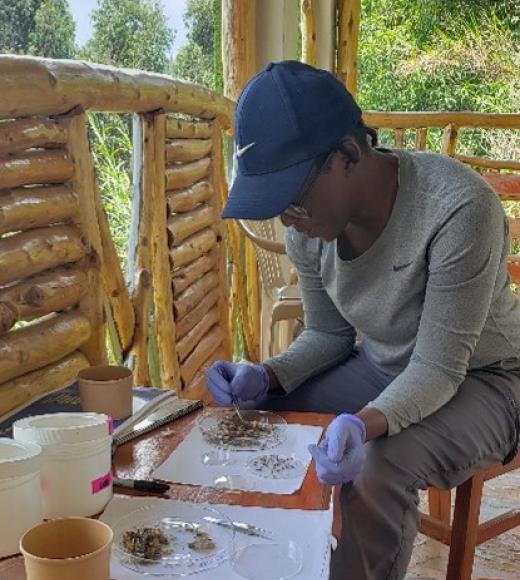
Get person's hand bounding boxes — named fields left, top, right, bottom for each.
left=206, top=361, right=270, bottom=406
left=308, top=414, right=366, bottom=485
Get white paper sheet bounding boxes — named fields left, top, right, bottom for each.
left=100, top=495, right=332, bottom=580
left=153, top=424, right=323, bottom=494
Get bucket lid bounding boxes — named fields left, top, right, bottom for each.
left=0, top=438, right=41, bottom=479
left=13, top=413, right=112, bottom=445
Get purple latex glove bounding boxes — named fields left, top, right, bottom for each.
left=206, top=360, right=270, bottom=406
left=308, top=414, right=366, bottom=485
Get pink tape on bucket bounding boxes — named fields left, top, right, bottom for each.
left=107, top=416, right=114, bottom=435
left=91, top=471, right=113, bottom=494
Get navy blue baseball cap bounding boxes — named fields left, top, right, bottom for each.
left=222, top=60, right=363, bottom=220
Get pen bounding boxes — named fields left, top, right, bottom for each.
left=113, top=477, right=170, bottom=493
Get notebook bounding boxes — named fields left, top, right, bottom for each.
left=0, top=381, right=203, bottom=446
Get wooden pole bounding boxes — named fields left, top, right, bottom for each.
left=0, top=351, right=89, bottom=417
left=363, top=111, right=520, bottom=130
left=166, top=119, right=213, bottom=139
left=127, top=113, right=155, bottom=385
left=95, top=189, right=135, bottom=355
left=169, top=229, right=217, bottom=269
left=0, top=264, right=88, bottom=327
left=172, top=253, right=216, bottom=297
left=301, top=0, right=317, bottom=66
left=221, top=0, right=257, bottom=102
left=67, top=110, right=107, bottom=365
left=0, top=225, right=87, bottom=286
left=167, top=205, right=215, bottom=246
left=165, top=158, right=211, bottom=190
left=174, top=271, right=219, bottom=320
left=441, top=123, right=459, bottom=157
left=0, top=150, right=74, bottom=190
left=166, top=139, right=212, bottom=163
left=0, top=116, right=68, bottom=155
left=150, top=113, right=181, bottom=390
left=0, top=56, right=234, bottom=125
left=210, top=120, right=232, bottom=360
left=0, top=310, right=91, bottom=384
left=176, top=288, right=219, bottom=339
left=167, top=181, right=214, bottom=214
left=0, top=186, right=78, bottom=236
left=337, top=0, right=361, bottom=96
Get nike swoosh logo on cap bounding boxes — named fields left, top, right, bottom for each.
left=236, top=142, right=256, bottom=158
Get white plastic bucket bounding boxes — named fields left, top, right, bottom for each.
left=0, top=438, right=43, bottom=557
left=13, top=413, right=113, bottom=518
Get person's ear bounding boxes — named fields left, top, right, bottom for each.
left=338, top=137, right=361, bottom=166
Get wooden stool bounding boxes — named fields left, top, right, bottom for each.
left=419, top=453, right=520, bottom=580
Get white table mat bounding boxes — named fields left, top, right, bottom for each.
left=100, top=495, right=332, bottom=580
left=153, top=424, right=323, bottom=494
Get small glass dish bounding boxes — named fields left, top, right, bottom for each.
left=198, top=409, right=287, bottom=451
left=112, top=503, right=235, bottom=576
left=200, top=448, right=234, bottom=466
left=212, top=473, right=255, bottom=492
left=231, top=537, right=303, bottom=580
left=246, top=454, right=306, bottom=480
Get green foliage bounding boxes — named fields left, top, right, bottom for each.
left=88, top=114, right=133, bottom=271
left=0, top=0, right=43, bottom=53
left=86, top=0, right=174, bottom=73
left=358, top=3, right=519, bottom=115
left=28, top=0, right=76, bottom=58
left=171, top=0, right=218, bottom=89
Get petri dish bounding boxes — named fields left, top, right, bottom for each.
left=231, top=537, right=303, bottom=580
left=200, top=448, right=234, bottom=466
left=212, top=473, right=255, bottom=492
left=246, top=454, right=306, bottom=480
left=198, top=409, right=286, bottom=451
left=112, top=503, right=235, bottom=576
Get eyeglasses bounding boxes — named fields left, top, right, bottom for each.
left=282, top=150, right=333, bottom=221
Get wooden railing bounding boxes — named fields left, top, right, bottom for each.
left=364, top=111, right=520, bottom=282
left=0, top=56, right=237, bottom=417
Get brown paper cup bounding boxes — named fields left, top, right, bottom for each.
left=78, top=366, right=133, bottom=420
left=20, top=517, right=113, bottom=580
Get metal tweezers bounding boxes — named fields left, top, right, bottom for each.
left=203, top=516, right=273, bottom=539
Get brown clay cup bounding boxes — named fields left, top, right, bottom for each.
left=78, top=366, right=133, bottom=420
left=20, top=517, right=113, bottom=580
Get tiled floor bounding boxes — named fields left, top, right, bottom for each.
left=407, top=471, right=520, bottom=579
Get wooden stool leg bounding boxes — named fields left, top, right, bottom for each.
left=446, top=475, right=484, bottom=580
left=428, top=488, right=452, bottom=524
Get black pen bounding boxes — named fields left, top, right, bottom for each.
left=113, top=477, right=170, bottom=493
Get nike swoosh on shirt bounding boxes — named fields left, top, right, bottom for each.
left=393, top=262, right=412, bottom=272
left=236, top=142, right=256, bottom=157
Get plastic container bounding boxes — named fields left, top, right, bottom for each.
left=0, top=438, right=43, bottom=557
left=78, top=365, right=133, bottom=420
left=13, top=413, right=113, bottom=518
left=20, top=517, right=113, bottom=580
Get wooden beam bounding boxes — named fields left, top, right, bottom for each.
left=0, top=351, right=89, bottom=417
left=150, top=113, right=181, bottom=390
left=0, top=56, right=234, bottom=126
left=337, top=0, right=361, bottom=96
left=0, top=310, right=91, bottom=384
left=441, top=124, right=459, bottom=157
left=67, top=110, right=107, bottom=365
left=301, top=0, right=317, bottom=66
left=166, top=139, right=212, bottom=163
left=0, top=149, right=73, bottom=190
left=0, top=185, right=78, bottom=235
left=166, top=118, right=213, bottom=139
left=167, top=180, right=214, bottom=214
left=0, top=116, right=68, bottom=155
left=363, top=111, right=520, bottom=130
left=165, top=158, right=211, bottom=190
left=222, top=0, right=257, bottom=101
left=454, top=154, right=520, bottom=172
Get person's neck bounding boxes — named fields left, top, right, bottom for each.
left=345, top=150, right=399, bottom=233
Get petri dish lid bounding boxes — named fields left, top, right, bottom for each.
left=231, top=537, right=303, bottom=580
left=198, top=409, right=286, bottom=451
left=112, top=503, right=235, bottom=576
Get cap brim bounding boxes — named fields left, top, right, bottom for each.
left=222, top=156, right=315, bottom=220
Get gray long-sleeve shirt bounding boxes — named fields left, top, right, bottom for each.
left=265, top=149, right=520, bottom=435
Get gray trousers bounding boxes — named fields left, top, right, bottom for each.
left=257, top=348, right=520, bottom=580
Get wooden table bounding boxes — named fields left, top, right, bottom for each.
left=0, top=409, right=334, bottom=578
left=113, top=409, right=334, bottom=511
